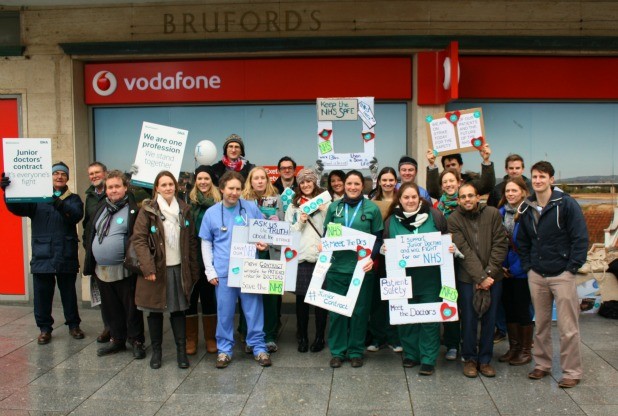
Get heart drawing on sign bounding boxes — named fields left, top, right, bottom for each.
left=284, top=247, right=298, bottom=262
left=440, top=303, right=456, bottom=321
left=445, top=111, right=460, bottom=124
left=357, top=246, right=372, bottom=260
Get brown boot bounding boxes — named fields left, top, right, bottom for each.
left=510, top=324, right=533, bottom=366
left=203, top=315, right=218, bottom=354
left=185, top=315, right=199, bottom=355
left=499, top=323, right=520, bottom=363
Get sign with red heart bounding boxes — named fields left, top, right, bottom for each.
left=440, top=302, right=457, bottom=320
left=284, top=247, right=297, bottom=262
left=357, top=246, right=372, bottom=260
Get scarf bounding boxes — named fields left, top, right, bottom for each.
left=393, top=200, right=430, bottom=232
left=157, top=194, right=181, bottom=249
left=342, top=193, right=364, bottom=207
left=503, top=203, right=517, bottom=237
left=222, top=155, right=246, bottom=172
left=437, top=192, right=458, bottom=218
left=96, top=195, right=129, bottom=244
left=191, top=191, right=215, bottom=230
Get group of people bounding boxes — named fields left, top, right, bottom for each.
left=0, top=133, right=588, bottom=388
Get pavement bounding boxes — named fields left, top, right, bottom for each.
left=0, top=304, right=616, bottom=416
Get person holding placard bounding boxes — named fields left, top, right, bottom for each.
left=186, top=165, right=221, bottom=355
left=212, top=134, right=255, bottom=180
left=366, top=167, right=402, bottom=353
left=242, top=166, right=284, bottom=353
left=324, top=170, right=384, bottom=369
left=285, top=168, right=330, bottom=353
left=447, top=183, right=508, bottom=378
left=327, top=170, right=345, bottom=201
left=434, top=168, right=463, bottom=361
left=383, top=182, right=450, bottom=375
left=1, top=162, right=85, bottom=344
left=199, top=171, right=272, bottom=369
left=496, top=176, right=533, bottom=366
left=131, top=170, right=199, bottom=369
left=425, top=144, right=495, bottom=200
left=83, top=170, right=145, bottom=359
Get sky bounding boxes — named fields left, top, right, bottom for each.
left=94, top=101, right=618, bottom=180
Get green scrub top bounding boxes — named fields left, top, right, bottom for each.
left=324, top=199, right=384, bottom=275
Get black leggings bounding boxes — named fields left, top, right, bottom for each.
left=187, top=268, right=217, bottom=316
left=502, top=278, right=533, bottom=325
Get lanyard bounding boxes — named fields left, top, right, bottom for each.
left=344, top=201, right=362, bottom=228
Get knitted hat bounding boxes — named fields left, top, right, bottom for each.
left=223, top=134, right=245, bottom=157
left=398, top=156, right=418, bottom=170
left=194, top=165, right=219, bottom=187
left=295, top=168, right=319, bottom=185
left=52, top=161, right=70, bottom=179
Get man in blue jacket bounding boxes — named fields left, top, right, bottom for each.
left=1, top=162, right=85, bottom=345
left=516, top=161, right=588, bottom=389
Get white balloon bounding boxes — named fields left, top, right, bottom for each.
left=194, top=140, right=218, bottom=166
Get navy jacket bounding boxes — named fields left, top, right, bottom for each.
left=5, top=188, right=84, bottom=274
left=516, top=189, right=588, bottom=276
left=499, top=206, right=526, bottom=279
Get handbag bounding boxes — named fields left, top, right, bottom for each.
left=124, top=234, right=155, bottom=275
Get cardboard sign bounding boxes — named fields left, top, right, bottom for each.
left=425, top=107, right=485, bottom=156
left=299, top=190, right=332, bottom=216
left=240, top=259, right=286, bottom=295
left=131, top=121, right=188, bottom=188
left=385, top=234, right=458, bottom=324
left=248, top=218, right=292, bottom=246
left=227, top=225, right=300, bottom=292
left=316, top=97, right=375, bottom=170
left=388, top=233, right=444, bottom=268
left=380, top=276, right=412, bottom=301
left=2, top=138, right=53, bottom=203
left=304, top=226, right=376, bottom=317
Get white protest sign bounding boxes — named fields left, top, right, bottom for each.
left=316, top=97, right=375, bottom=170
left=387, top=232, right=444, bottom=269
left=131, top=121, right=188, bottom=188
left=240, top=259, right=286, bottom=295
left=248, top=218, right=292, bottom=246
left=228, top=225, right=300, bottom=291
left=386, top=234, right=458, bottom=324
left=380, top=276, right=412, bottom=301
left=305, top=226, right=376, bottom=317
left=299, top=190, right=332, bottom=216
left=425, top=108, right=485, bottom=157
left=2, top=138, right=53, bottom=202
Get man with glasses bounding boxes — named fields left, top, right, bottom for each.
left=447, top=183, right=507, bottom=378
left=273, top=156, right=297, bottom=194
left=1, top=162, right=85, bottom=344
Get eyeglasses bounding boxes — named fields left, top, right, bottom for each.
left=459, top=193, right=477, bottom=199
left=279, top=166, right=294, bottom=171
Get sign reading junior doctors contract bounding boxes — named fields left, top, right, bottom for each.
left=2, top=138, right=53, bottom=203
left=131, top=121, right=188, bottom=188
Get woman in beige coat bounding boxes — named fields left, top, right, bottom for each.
left=132, top=170, right=199, bottom=369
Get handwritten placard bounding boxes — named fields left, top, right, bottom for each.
left=394, top=232, right=444, bottom=268
left=131, top=121, right=188, bottom=188
left=317, top=98, right=358, bottom=121
left=385, top=234, right=458, bottom=324
left=380, top=276, right=412, bottom=301
left=241, top=259, right=286, bottom=295
left=2, top=138, right=53, bottom=202
left=248, top=219, right=292, bottom=246
left=299, top=190, right=332, bottom=216
left=231, top=243, right=256, bottom=259
left=321, top=234, right=371, bottom=252
left=425, top=107, right=485, bottom=157
left=316, top=97, right=375, bottom=170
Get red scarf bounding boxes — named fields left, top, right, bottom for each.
left=222, top=155, right=246, bottom=172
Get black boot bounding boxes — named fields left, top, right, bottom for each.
left=310, top=306, right=327, bottom=353
left=296, top=296, right=309, bottom=353
left=148, top=314, right=163, bottom=369
left=170, top=314, right=190, bottom=369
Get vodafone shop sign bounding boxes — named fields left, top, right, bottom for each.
left=84, top=58, right=412, bottom=105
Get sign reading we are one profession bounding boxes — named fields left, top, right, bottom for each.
left=131, top=121, right=188, bottom=188
left=2, top=138, right=53, bottom=203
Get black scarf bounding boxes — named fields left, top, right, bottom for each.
left=96, top=196, right=129, bottom=244
left=342, top=194, right=364, bottom=207
left=393, top=201, right=430, bottom=233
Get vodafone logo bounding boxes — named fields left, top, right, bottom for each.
left=92, top=71, right=118, bottom=96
